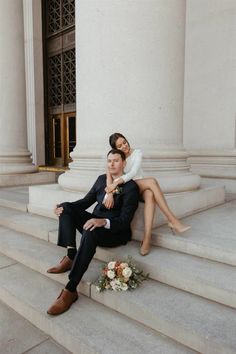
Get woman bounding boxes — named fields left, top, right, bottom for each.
left=103, top=133, right=190, bottom=256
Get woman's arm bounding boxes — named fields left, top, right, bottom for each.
left=105, top=168, right=125, bottom=193
left=119, top=149, right=142, bottom=183
left=106, top=168, right=113, bottom=186
left=105, top=177, right=125, bottom=193
left=103, top=169, right=115, bottom=208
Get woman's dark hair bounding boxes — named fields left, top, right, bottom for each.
left=107, top=149, right=126, bottom=161
left=109, top=133, right=130, bottom=149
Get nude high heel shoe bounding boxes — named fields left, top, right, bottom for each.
left=139, top=241, right=151, bottom=256
left=168, top=223, right=191, bottom=235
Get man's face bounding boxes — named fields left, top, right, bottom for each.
left=107, top=153, right=125, bottom=176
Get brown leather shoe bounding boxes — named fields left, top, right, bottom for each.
left=47, top=256, right=73, bottom=274
left=47, top=289, right=78, bottom=315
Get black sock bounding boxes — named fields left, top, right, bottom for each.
left=65, top=279, right=78, bottom=293
left=67, top=247, right=77, bottom=260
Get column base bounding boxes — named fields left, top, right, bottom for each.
left=59, top=152, right=201, bottom=193
left=59, top=169, right=201, bottom=193
left=188, top=151, right=236, bottom=178
left=0, top=152, right=37, bottom=174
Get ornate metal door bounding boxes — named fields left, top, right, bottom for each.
left=43, top=0, right=76, bottom=167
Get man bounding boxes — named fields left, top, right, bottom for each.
left=47, top=149, right=139, bottom=315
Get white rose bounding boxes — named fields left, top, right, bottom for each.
left=110, top=280, right=116, bottom=289
left=122, top=267, right=132, bottom=278
left=121, top=283, right=128, bottom=291
left=108, top=261, right=116, bottom=270
left=120, top=262, right=128, bottom=269
left=115, top=280, right=122, bottom=291
left=107, top=270, right=115, bottom=279
left=110, top=281, right=117, bottom=291
left=111, top=279, right=122, bottom=291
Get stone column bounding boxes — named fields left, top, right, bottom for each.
left=59, top=0, right=200, bottom=192
left=23, top=0, right=45, bottom=166
left=0, top=0, right=37, bottom=174
left=184, top=0, right=236, bottom=191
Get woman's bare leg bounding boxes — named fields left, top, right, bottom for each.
left=140, top=189, right=156, bottom=254
left=136, top=178, right=190, bottom=232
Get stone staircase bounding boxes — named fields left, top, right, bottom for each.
left=0, top=187, right=236, bottom=353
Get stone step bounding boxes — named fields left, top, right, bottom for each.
left=1, top=199, right=236, bottom=268
left=0, top=205, right=58, bottom=241
left=0, top=186, right=29, bottom=211
left=0, top=258, right=196, bottom=354
left=153, top=199, right=236, bottom=266
left=91, top=280, right=236, bottom=354
left=0, top=298, right=70, bottom=354
left=0, top=226, right=100, bottom=297
left=93, top=241, right=236, bottom=309
left=0, top=224, right=235, bottom=310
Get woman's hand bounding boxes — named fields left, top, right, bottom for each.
left=105, top=182, right=117, bottom=194
left=103, top=193, right=114, bottom=209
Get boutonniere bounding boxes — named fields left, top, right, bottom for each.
left=113, top=186, right=123, bottom=195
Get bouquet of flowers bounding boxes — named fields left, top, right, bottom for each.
left=96, top=256, right=149, bottom=292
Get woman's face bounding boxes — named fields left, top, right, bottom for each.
left=115, top=137, right=130, bottom=155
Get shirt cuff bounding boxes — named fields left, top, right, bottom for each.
left=103, top=193, right=108, bottom=202
left=104, top=219, right=110, bottom=229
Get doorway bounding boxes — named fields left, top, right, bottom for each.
left=50, top=112, right=76, bottom=166
left=42, top=0, right=76, bottom=167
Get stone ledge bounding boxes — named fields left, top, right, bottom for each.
left=0, top=171, right=56, bottom=187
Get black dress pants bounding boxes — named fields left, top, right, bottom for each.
left=58, top=202, right=127, bottom=286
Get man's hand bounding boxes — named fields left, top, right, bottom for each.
left=103, top=193, right=114, bottom=209
left=54, top=204, right=64, bottom=217
left=83, top=218, right=106, bottom=231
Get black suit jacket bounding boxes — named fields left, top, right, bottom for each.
left=71, top=174, right=139, bottom=241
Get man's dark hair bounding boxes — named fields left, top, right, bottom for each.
left=107, top=149, right=126, bottom=161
